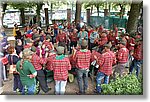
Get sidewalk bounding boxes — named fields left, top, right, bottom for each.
left=1, top=77, right=96, bottom=95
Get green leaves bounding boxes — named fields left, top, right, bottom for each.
left=101, top=74, right=143, bottom=95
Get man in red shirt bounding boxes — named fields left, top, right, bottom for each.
left=107, top=31, right=117, bottom=48
left=50, top=46, right=71, bottom=95
left=113, top=24, right=118, bottom=37
left=69, top=29, right=78, bottom=54
left=56, top=29, right=67, bottom=44
left=94, top=43, right=115, bottom=94
left=31, top=46, right=50, bottom=93
left=98, top=31, right=108, bottom=53
left=113, top=40, right=129, bottom=79
left=129, top=38, right=143, bottom=78
left=73, top=40, right=91, bottom=94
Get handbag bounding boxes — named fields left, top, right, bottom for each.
left=0, top=56, right=8, bottom=65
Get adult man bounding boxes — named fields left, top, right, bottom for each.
left=95, top=43, right=115, bottom=94
left=90, top=28, right=98, bottom=51
left=73, top=40, right=91, bottom=94
left=69, top=29, right=78, bottom=54
left=56, top=28, right=67, bottom=44
left=31, top=46, right=50, bottom=93
left=113, top=40, right=129, bottom=79
left=129, top=38, right=143, bottom=78
left=98, top=31, right=108, bottom=53
left=50, top=46, right=71, bottom=95
left=77, top=26, right=88, bottom=46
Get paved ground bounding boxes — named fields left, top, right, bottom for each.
left=1, top=76, right=96, bottom=95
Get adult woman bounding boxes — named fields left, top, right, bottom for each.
left=16, top=49, right=37, bottom=95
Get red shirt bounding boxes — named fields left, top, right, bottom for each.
left=69, top=55, right=76, bottom=68
left=26, top=34, right=32, bottom=38
left=117, top=46, right=129, bottom=64
left=23, top=44, right=31, bottom=49
left=114, top=27, right=118, bottom=37
left=54, top=24, right=58, bottom=30
left=69, top=32, right=78, bottom=42
left=133, top=44, right=143, bottom=60
left=99, top=26, right=104, bottom=33
left=56, top=33, right=67, bottom=43
left=91, top=50, right=101, bottom=62
left=98, top=51, right=113, bottom=76
left=74, top=50, right=91, bottom=69
left=127, top=37, right=135, bottom=51
left=88, top=30, right=94, bottom=38
left=50, top=57, right=71, bottom=81
left=107, top=35, right=117, bottom=46
left=109, top=51, right=116, bottom=65
left=98, top=36, right=108, bottom=46
left=31, top=53, right=47, bottom=70
left=46, top=54, right=56, bottom=70
left=43, top=41, right=53, bottom=50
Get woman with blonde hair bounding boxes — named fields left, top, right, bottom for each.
left=16, top=49, right=37, bottom=95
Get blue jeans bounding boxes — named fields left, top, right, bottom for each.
left=96, top=72, right=109, bottom=93
left=55, top=80, right=67, bottom=95
left=54, top=29, right=58, bottom=37
left=129, top=59, right=143, bottom=78
left=76, top=68, right=89, bottom=93
left=13, top=74, right=23, bottom=92
left=21, top=84, right=36, bottom=95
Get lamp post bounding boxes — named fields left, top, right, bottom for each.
left=44, top=3, right=49, bottom=26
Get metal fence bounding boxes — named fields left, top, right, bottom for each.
left=90, top=16, right=128, bottom=29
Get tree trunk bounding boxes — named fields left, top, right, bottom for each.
left=20, top=8, right=25, bottom=26
left=91, top=5, right=93, bottom=15
left=50, top=3, right=53, bottom=20
left=97, top=5, right=99, bottom=16
left=36, top=3, right=43, bottom=27
left=2, top=3, right=7, bottom=27
left=108, top=3, right=111, bottom=16
left=127, top=2, right=141, bottom=34
left=75, top=0, right=82, bottom=24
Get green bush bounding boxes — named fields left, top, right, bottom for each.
left=101, top=74, right=143, bottom=95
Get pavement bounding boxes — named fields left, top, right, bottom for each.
left=1, top=77, right=96, bottom=95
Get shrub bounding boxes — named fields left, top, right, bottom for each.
left=101, top=74, right=143, bottom=95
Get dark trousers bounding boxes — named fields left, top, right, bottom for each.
left=36, top=70, right=49, bottom=93
left=90, top=43, right=96, bottom=51
left=129, top=59, right=142, bottom=78
left=76, top=68, right=89, bottom=94
left=70, top=41, right=77, bottom=54
left=13, top=74, right=23, bottom=92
